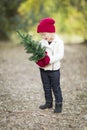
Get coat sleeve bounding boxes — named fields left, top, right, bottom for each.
left=49, top=40, right=64, bottom=64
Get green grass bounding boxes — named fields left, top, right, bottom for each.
left=79, top=92, right=87, bottom=100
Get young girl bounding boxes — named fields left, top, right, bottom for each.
left=36, top=17, right=64, bottom=113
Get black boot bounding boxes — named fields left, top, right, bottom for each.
left=54, top=103, right=62, bottom=113
left=39, top=102, right=53, bottom=109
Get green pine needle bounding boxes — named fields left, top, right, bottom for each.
left=17, top=31, right=46, bottom=62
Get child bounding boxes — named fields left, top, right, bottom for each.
left=36, top=17, right=64, bottom=113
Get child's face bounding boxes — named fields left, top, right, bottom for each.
left=40, top=33, right=54, bottom=42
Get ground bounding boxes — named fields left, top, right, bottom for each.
left=0, top=43, right=87, bottom=130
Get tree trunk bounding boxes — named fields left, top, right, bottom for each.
left=83, top=39, right=87, bottom=44
left=0, top=30, right=9, bottom=41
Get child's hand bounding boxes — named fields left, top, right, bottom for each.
left=42, top=52, right=50, bottom=66
left=36, top=59, right=45, bottom=67
left=36, top=52, right=50, bottom=67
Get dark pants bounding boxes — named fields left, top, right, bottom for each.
left=40, top=68, right=63, bottom=103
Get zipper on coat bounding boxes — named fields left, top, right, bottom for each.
left=52, top=50, right=54, bottom=70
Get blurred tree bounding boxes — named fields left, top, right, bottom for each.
left=0, top=0, right=25, bottom=41
left=53, top=0, right=87, bottom=42
left=0, top=0, right=87, bottom=42
left=18, top=0, right=53, bottom=30
left=18, top=0, right=87, bottom=43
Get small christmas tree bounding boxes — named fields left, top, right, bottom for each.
left=17, top=31, right=46, bottom=62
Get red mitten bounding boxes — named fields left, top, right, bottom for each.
left=42, top=52, right=50, bottom=66
left=36, top=52, right=50, bottom=67
left=36, top=59, right=45, bottom=67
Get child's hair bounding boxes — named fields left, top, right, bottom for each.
left=37, top=17, right=56, bottom=33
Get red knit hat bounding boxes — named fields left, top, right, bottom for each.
left=37, top=17, right=55, bottom=33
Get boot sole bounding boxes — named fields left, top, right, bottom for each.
left=39, top=106, right=53, bottom=109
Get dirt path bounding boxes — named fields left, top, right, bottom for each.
left=0, top=43, right=87, bottom=130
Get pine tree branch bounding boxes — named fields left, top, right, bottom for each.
left=17, top=31, right=46, bottom=62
